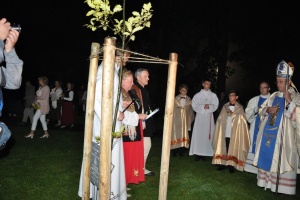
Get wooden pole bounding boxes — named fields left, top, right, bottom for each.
left=158, top=53, right=178, bottom=200
left=82, top=42, right=100, bottom=200
left=99, top=37, right=116, bottom=199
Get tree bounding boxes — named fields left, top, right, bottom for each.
left=84, top=0, right=153, bottom=135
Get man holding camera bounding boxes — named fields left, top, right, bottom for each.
left=0, top=18, right=23, bottom=150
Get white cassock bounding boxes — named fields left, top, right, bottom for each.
left=189, top=89, right=219, bottom=156
left=78, top=62, right=127, bottom=200
left=244, top=93, right=270, bottom=174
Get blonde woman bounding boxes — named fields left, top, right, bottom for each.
left=25, top=76, right=50, bottom=139
left=122, top=69, right=147, bottom=187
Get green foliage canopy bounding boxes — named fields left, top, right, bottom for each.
left=84, top=0, right=153, bottom=43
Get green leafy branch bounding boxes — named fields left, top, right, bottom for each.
left=94, top=125, right=125, bottom=143
left=85, top=0, right=153, bottom=43
left=84, top=0, right=153, bottom=140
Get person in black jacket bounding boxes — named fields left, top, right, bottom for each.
left=132, top=68, right=155, bottom=176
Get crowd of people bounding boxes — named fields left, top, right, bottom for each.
left=171, top=60, right=300, bottom=196
left=14, top=77, right=88, bottom=134
left=19, top=77, right=86, bottom=138
left=76, top=44, right=299, bottom=199
left=1, top=16, right=299, bottom=199
left=78, top=44, right=156, bottom=200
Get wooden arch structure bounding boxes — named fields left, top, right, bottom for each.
left=81, top=37, right=178, bottom=200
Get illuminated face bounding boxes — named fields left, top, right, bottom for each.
left=228, top=93, right=238, bottom=104
left=179, top=88, right=188, bottom=96
left=276, top=78, right=290, bottom=92
left=122, top=52, right=131, bottom=65
left=259, top=83, right=270, bottom=95
left=38, top=79, right=44, bottom=86
left=54, top=81, right=60, bottom=88
left=116, top=52, right=131, bottom=67
left=202, top=81, right=211, bottom=91
left=122, top=75, right=134, bottom=92
left=137, top=70, right=149, bottom=87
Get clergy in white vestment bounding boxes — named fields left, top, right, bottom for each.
left=253, top=60, right=300, bottom=195
left=244, top=81, right=270, bottom=174
left=189, top=79, right=219, bottom=161
left=78, top=46, right=131, bottom=200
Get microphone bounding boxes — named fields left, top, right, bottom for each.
left=128, top=89, right=141, bottom=106
left=122, top=90, right=141, bottom=112
left=128, top=89, right=137, bottom=99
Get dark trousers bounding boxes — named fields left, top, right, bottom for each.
left=218, top=137, right=235, bottom=172
left=225, top=137, right=230, bottom=153
left=171, top=147, right=185, bottom=156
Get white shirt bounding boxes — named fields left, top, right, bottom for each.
left=225, top=105, right=235, bottom=138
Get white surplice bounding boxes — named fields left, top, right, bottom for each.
left=244, top=93, right=270, bottom=174
left=78, top=62, right=127, bottom=200
left=189, top=89, right=219, bottom=156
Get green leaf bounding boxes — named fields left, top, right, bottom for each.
left=94, top=0, right=102, bottom=5
left=132, top=26, right=144, bottom=34
left=125, top=21, right=132, bottom=32
left=85, top=0, right=153, bottom=46
left=113, top=5, right=122, bottom=12
left=85, top=0, right=96, bottom=9
left=94, top=11, right=103, bottom=17
left=130, top=35, right=135, bottom=41
left=143, top=2, right=152, bottom=11
left=145, top=21, right=151, bottom=27
left=123, top=32, right=130, bottom=36
left=86, top=10, right=95, bottom=16
left=132, top=11, right=140, bottom=16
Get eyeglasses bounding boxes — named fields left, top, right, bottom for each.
left=259, top=87, right=269, bottom=89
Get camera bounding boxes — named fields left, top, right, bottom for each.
left=11, top=24, right=21, bottom=33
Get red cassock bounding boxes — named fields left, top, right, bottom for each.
left=123, top=120, right=145, bottom=184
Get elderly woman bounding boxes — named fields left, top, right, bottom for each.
left=121, top=69, right=147, bottom=189
left=25, top=76, right=50, bottom=139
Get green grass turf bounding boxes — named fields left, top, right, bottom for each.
left=0, top=124, right=299, bottom=200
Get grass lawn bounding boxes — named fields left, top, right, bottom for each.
left=0, top=118, right=299, bottom=200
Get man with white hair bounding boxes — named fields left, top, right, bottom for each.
left=132, top=68, right=155, bottom=176
left=253, top=60, right=300, bottom=195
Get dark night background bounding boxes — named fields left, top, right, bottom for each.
left=1, top=0, right=300, bottom=115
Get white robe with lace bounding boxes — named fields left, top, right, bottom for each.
left=78, top=62, right=127, bottom=200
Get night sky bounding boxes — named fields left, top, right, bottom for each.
left=1, top=0, right=300, bottom=108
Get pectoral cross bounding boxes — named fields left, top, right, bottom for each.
left=268, top=104, right=280, bottom=126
